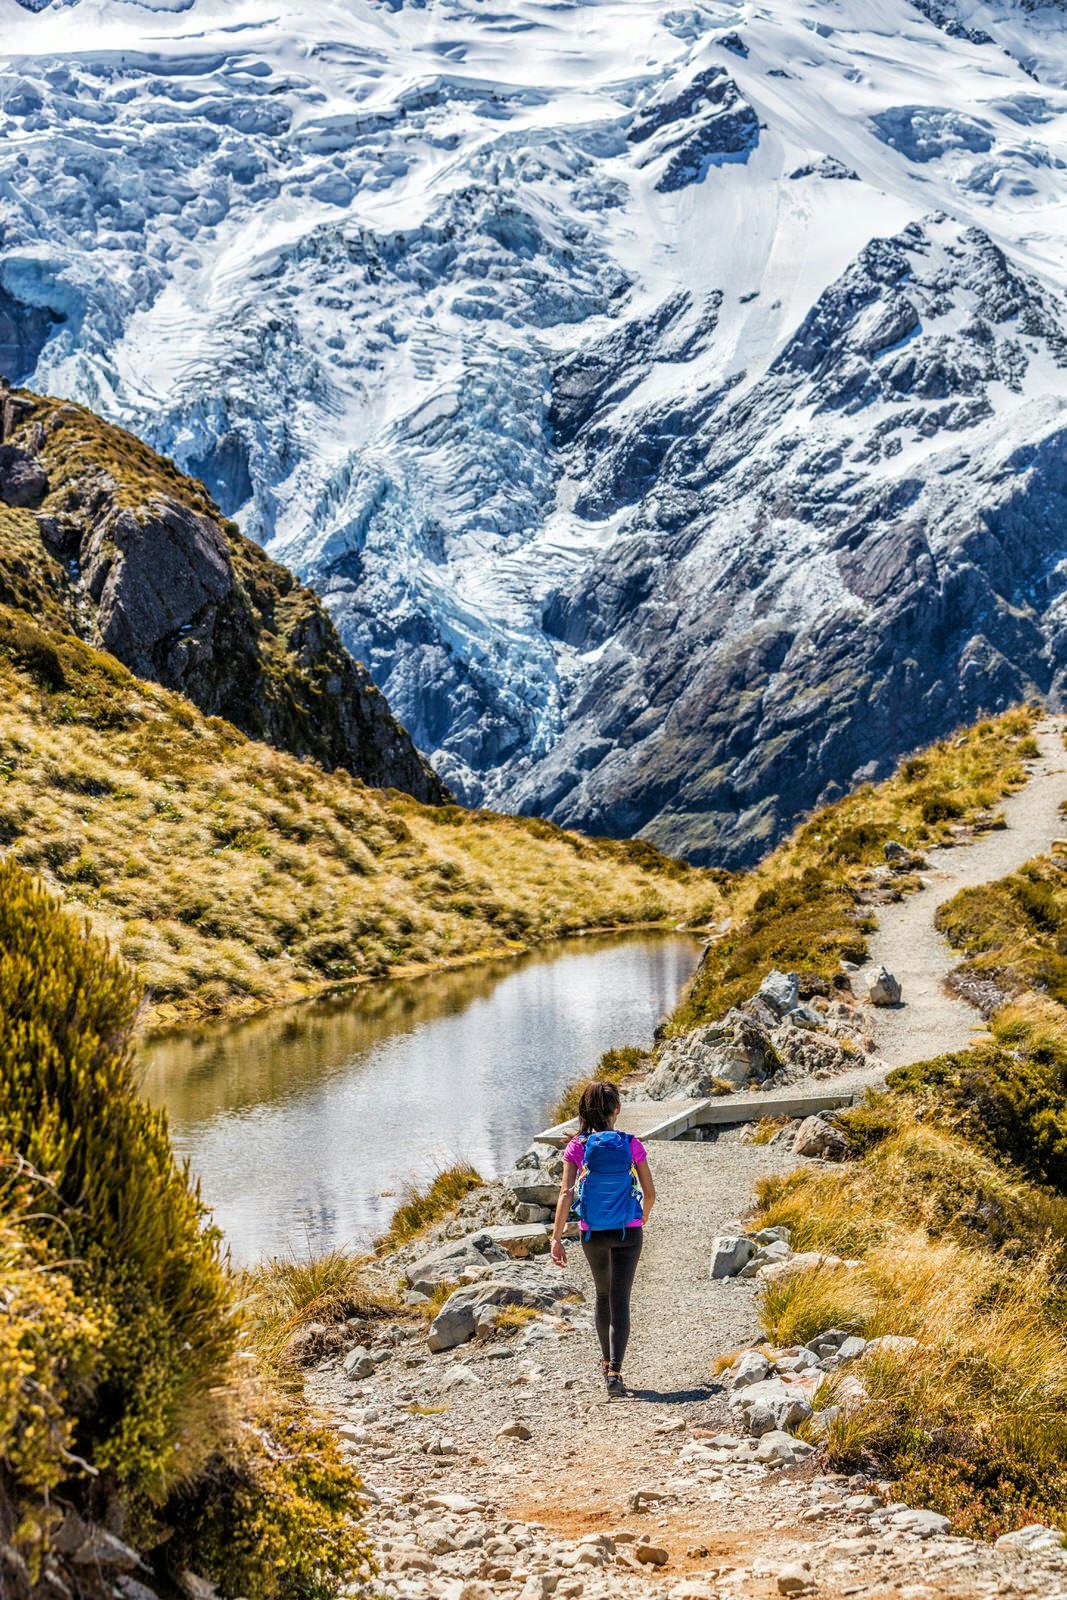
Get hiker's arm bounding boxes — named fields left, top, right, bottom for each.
left=636, top=1159, right=656, bottom=1224
left=550, top=1159, right=577, bottom=1266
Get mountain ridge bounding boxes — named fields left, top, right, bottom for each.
left=3, top=0, right=1067, bottom=861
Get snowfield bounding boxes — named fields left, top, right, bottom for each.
left=3, top=0, right=1067, bottom=859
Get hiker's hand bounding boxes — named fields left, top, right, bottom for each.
left=550, top=1238, right=566, bottom=1268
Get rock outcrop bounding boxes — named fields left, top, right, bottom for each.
left=0, top=389, right=448, bottom=803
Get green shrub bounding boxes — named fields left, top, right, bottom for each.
left=0, top=861, right=235, bottom=1498
left=165, top=1402, right=375, bottom=1600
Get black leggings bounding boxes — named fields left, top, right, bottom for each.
left=581, top=1227, right=643, bottom=1370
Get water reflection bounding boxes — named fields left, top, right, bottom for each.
left=140, top=932, right=700, bottom=1264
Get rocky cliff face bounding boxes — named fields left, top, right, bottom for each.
left=0, top=388, right=447, bottom=803
left=4, top=0, right=1067, bottom=860
left=510, top=218, right=1067, bottom=861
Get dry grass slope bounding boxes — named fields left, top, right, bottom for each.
left=672, top=710, right=1038, bottom=1031
left=743, top=792, right=1067, bottom=1539
left=0, top=608, right=712, bottom=1026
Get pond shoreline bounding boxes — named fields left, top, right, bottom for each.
left=141, top=931, right=703, bottom=1264
left=140, top=916, right=710, bottom=1038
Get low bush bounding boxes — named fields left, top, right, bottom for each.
left=165, top=1400, right=375, bottom=1600
left=0, top=862, right=375, bottom=1593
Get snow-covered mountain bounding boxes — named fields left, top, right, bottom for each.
left=3, top=0, right=1067, bottom=861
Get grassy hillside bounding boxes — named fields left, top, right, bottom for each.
left=1, top=386, right=445, bottom=802
left=0, top=606, right=710, bottom=1027
left=671, top=708, right=1038, bottom=1032
left=714, top=729, right=1067, bottom=1540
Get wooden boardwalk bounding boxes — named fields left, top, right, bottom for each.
left=537, top=1088, right=860, bottom=1147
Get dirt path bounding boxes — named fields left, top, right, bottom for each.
left=319, top=720, right=1067, bottom=1600
left=864, top=716, right=1066, bottom=1070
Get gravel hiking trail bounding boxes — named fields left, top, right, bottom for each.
left=325, top=719, right=1067, bottom=1599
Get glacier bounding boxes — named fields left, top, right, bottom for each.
left=3, top=0, right=1067, bottom=860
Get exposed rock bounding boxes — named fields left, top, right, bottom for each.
left=646, top=1011, right=778, bottom=1098
left=1, top=392, right=447, bottom=805
left=0, top=443, right=48, bottom=507
left=407, top=1232, right=510, bottom=1296
left=884, top=840, right=925, bottom=869
left=709, top=1234, right=756, bottom=1279
left=864, top=1334, right=919, bottom=1359
left=633, top=1543, right=669, bottom=1565
left=427, top=1275, right=580, bottom=1352
left=738, top=1238, right=792, bottom=1278
left=994, top=1523, right=1067, bottom=1556
left=730, top=1351, right=772, bottom=1388
left=482, top=1224, right=550, bottom=1258
left=496, top=1421, right=533, bottom=1441
left=865, top=965, right=903, bottom=1006
left=772, top=1025, right=863, bottom=1078
left=792, top=1115, right=850, bottom=1160
left=341, top=1345, right=378, bottom=1379
left=759, top=1251, right=854, bottom=1285
left=756, top=1430, right=814, bottom=1465
left=504, top=1172, right=562, bottom=1209
left=757, top=969, right=800, bottom=1017
left=729, top=1379, right=813, bottom=1435
left=776, top=1564, right=813, bottom=1596
left=888, top=1508, right=951, bottom=1537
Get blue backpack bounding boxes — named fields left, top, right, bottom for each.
left=572, top=1131, right=643, bottom=1234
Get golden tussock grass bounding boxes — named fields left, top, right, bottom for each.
left=375, top=1164, right=483, bottom=1252
left=0, top=613, right=713, bottom=1027
left=755, top=1107, right=1067, bottom=1536
left=672, top=708, right=1038, bottom=1031
left=240, top=1248, right=397, bottom=1372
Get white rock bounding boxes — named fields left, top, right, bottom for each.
left=889, top=1508, right=951, bottom=1538
left=776, top=1562, right=813, bottom=1595
left=759, top=1251, right=853, bottom=1285
left=757, top=969, right=800, bottom=1017
left=731, top=1351, right=773, bottom=1388
left=866, top=965, right=902, bottom=1005
left=342, top=1345, right=377, bottom=1378
left=756, top=1430, right=814, bottom=1465
left=994, top=1523, right=1067, bottom=1557
left=864, top=1334, right=919, bottom=1359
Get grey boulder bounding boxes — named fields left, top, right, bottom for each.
left=406, top=1231, right=510, bottom=1295
left=646, top=1010, right=778, bottom=1099
left=757, top=969, right=800, bottom=1017
left=888, top=1508, right=951, bottom=1538
left=793, top=1115, right=850, bottom=1160
left=428, top=1275, right=580, bottom=1353
left=710, top=1234, right=756, bottom=1278
left=730, top=1378, right=814, bottom=1436
left=0, top=444, right=48, bottom=508
left=866, top=965, right=902, bottom=1005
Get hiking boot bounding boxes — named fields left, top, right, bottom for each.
left=606, top=1369, right=626, bottom=1398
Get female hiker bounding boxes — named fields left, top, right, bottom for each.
left=549, top=1080, right=656, bottom=1397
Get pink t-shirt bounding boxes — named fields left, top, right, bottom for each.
left=563, top=1134, right=648, bottom=1232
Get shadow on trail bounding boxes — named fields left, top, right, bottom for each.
left=627, top=1385, right=720, bottom=1404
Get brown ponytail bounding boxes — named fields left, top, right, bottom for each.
left=577, top=1080, right=621, bottom=1135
